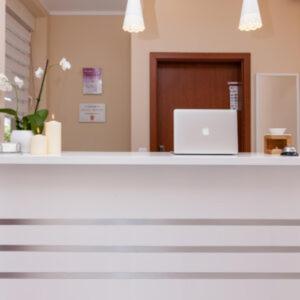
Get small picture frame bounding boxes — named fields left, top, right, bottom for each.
left=83, top=68, right=103, bottom=95
left=79, top=103, right=106, bottom=123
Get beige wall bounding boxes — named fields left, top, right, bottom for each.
left=257, top=75, right=298, bottom=152
left=47, top=16, right=131, bottom=151
left=24, top=0, right=49, bottom=109
left=131, top=0, right=300, bottom=151
left=31, top=16, right=48, bottom=108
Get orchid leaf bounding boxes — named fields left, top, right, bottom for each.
left=24, top=109, right=49, bottom=134
left=0, top=108, right=23, bottom=130
left=0, top=108, right=18, bottom=118
left=35, top=109, right=49, bottom=122
left=22, top=116, right=30, bottom=130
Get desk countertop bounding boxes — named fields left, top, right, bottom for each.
left=0, top=152, right=299, bottom=166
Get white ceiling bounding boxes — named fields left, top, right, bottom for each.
left=41, top=0, right=127, bottom=14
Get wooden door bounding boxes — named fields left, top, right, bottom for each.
left=150, top=53, right=251, bottom=152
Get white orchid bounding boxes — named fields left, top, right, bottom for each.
left=14, top=76, right=24, bottom=89
left=59, top=57, right=71, bottom=71
left=35, top=67, right=44, bottom=79
left=0, top=74, right=13, bottom=92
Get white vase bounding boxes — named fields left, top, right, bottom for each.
left=10, top=130, right=33, bottom=153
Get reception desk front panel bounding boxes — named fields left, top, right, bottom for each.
left=1, top=153, right=300, bottom=299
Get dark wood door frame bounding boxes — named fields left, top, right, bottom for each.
left=150, top=52, right=251, bottom=152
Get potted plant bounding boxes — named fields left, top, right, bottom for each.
left=0, top=57, right=71, bottom=152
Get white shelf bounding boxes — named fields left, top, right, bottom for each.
left=0, top=152, right=299, bottom=166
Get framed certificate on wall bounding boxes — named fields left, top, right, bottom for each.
left=83, top=68, right=103, bottom=95
left=79, top=103, right=106, bottom=123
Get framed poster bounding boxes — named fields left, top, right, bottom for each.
left=83, top=68, right=103, bottom=95
left=79, top=103, right=106, bottom=123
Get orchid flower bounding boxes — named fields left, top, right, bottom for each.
left=0, top=74, right=23, bottom=129
left=59, top=57, right=72, bottom=71
left=35, top=67, right=44, bottom=79
left=0, top=74, right=13, bottom=92
left=33, top=57, right=71, bottom=113
left=14, top=76, right=24, bottom=89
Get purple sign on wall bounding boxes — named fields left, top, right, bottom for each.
left=83, top=68, right=103, bottom=95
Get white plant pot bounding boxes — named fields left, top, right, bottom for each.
left=10, top=130, right=33, bottom=153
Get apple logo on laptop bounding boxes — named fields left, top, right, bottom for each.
left=202, top=127, right=210, bottom=136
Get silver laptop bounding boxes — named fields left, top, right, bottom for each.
left=174, top=109, right=238, bottom=155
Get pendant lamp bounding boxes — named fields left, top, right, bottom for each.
left=239, top=0, right=262, bottom=31
left=123, top=0, right=145, bottom=33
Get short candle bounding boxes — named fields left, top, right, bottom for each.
left=30, top=129, right=47, bottom=155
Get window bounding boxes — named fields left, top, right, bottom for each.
left=5, top=11, right=32, bottom=120
left=4, top=116, right=11, bottom=142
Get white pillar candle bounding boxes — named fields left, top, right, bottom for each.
left=45, top=115, right=62, bottom=155
left=31, top=134, right=47, bottom=155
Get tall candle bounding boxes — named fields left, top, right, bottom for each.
left=45, top=115, right=62, bottom=155
left=31, top=131, right=47, bottom=155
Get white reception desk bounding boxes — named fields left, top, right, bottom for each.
left=1, top=152, right=300, bottom=300
left=0, top=151, right=300, bottom=165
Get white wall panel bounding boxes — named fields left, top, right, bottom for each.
left=1, top=225, right=300, bottom=246
left=2, top=253, right=300, bottom=273
left=1, top=280, right=300, bottom=300
left=0, top=166, right=300, bottom=219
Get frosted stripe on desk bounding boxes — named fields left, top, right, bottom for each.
left=2, top=218, right=300, bottom=226
left=2, top=272, right=300, bottom=280
left=2, top=245, right=300, bottom=253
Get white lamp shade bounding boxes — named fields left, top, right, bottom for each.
left=239, top=0, right=262, bottom=31
left=123, top=0, right=145, bottom=33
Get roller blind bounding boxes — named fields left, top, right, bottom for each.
left=5, top=11, right=31, bottom=116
